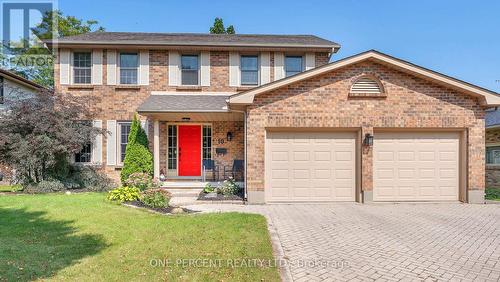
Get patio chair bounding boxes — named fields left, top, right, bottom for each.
left=223, top=159, right=244, bottom=181
left=202, top=159, right=219, bottom=181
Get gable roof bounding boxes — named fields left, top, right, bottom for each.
left=0, top=68, right=46, bottom=90
left=229, top=50, right=500, bottom=106
left=49, top=32, right=340, bottom=52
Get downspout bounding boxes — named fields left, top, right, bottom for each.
left=227, top=106, right=248, bottom=201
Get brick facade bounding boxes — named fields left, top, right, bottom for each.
left=55, top=49, right=319, bottom=182
left=245, top=60, right=485, bottom=199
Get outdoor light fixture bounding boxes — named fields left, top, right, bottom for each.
left=226, top=132, right=233, bottom=141
left=364, top=133, right=374, bottom=146
left=181, top=117, right=191, bottom=121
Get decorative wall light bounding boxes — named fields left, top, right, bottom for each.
left=363, top=133, right=374, bottom=146
left=181, top=117, right=191, bottom=121
left=226, top=132, right=233, bottom=141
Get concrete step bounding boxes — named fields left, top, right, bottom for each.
left=163, top=188, right=203, bottom=198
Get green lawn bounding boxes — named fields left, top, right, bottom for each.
left=486, top=188, right=500, bottom=201
left=0, top=193, right=280, bottom=281
left=0, top=185, right=21, bottom=192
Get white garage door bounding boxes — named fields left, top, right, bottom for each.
left=266, top=131, right=356, bottom=202
left=373, top=132, right=459, bottom=201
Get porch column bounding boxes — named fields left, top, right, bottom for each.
left=153, top=120, right=160, bottom=179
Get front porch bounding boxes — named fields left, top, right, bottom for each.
left=138, top=93, right=245, bottom=186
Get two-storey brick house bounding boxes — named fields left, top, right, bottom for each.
left=50, top=32, right=500, bottom=204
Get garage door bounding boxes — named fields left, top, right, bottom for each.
left=266, top=131, right=356, bottom=202
left=373, top=132, right=459, bottom=201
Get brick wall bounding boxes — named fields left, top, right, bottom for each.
left=246, top=60, right=485, bottom=194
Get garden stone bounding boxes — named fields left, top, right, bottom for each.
left=205, top=192, right=217, bottom=198
left=170, top=207, right=185, bottom=214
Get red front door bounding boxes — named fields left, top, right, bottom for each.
left=178, top=125, right=202, bottom=176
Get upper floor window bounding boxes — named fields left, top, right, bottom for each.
left=120, top=53, right=138, bottom=84
left=181, top=55, right=199, bottom=85
left=240, top=55, right=259, bottom=85
left=285, top=56, right=303, bottom=77
left=73, top=52, right=92, bottom=84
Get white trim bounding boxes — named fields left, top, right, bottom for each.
left=273, top=52, right=285, bottom=80
left=168, top=51, right=180, bottom=86
left=106, top=50, right=117, bottom=85
left=200, top=51, right=210, bottom=86
left=151, top=91, right=236, bottom=96
left=260, top=52, right=271, bottom=85
left=229, top=52, right=240, bottom=86
left=305, top=52, right=315, bottom=71
left=59, top=49, right=70, bottom=84
left=154, top=120, right=160, bottom=178
left=106, top=120, right=117, bottom=165
left=92, top=49, right=103, bottom=85
left=230, top=50, right=500, bottom=105
left=92, top=120, right=103, bottom=164
left=139, top=50, right=150, bottom=85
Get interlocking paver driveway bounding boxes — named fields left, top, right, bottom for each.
left=187, top=203, right=500, bottom=281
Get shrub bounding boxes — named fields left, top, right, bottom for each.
left=120, top=114, right=153, bottom=184
left=141, top=189, right=172, bottom=208
left=125, top=172, right=158, bottom=191
left=203, top=183, right=215, bottom=193
left=107, top=186, right=141, bottom=203
left=24, top=180, right=65, bottom=194
left=217, top=177, right=240, bottom=196
left=66, top=166, right=116, bottom=192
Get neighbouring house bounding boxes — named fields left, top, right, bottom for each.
left=485, top=108, right=500, bottom=188
left=0, top=68, right=46, bottom=183
left=47, top=32, right=500, bottom=204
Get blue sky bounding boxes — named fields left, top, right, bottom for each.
left=59, top=0, right=500, bottom=92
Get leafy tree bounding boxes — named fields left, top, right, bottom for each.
left=0, top=89, right=105, bottom=185
left=209, top=17, right=236, bottom=34
left=6, top=10, right=105, bottom=88
left=120, top=114, right=153, bottom=184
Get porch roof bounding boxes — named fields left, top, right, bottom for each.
left=137, top=93, right=230, bottom=113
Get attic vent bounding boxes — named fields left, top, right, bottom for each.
left=351, top=77, right=382, bottom=94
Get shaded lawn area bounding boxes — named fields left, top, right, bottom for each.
left=0, top=185, right=21, bottom=192
left=0, top=193, right=280, bottom=281
left=486, top=188, right=500, bottom=201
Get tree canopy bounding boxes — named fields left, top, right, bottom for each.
left=209, top=17, right=235, bottom=34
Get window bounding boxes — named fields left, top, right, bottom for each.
left=285, top=56, right=303, bottom=77
left=487, top=146, right=500, bottom=165
left=120, top=53, right=138, bottom=84
left=0, top=76, right=4, bottom=104
left=181, top=55, right=199, bottom=85
left=351, top=77, right=383, bottom=94
left=240, top=55, right=259, bottom=85
left=202, top=125, right=212, bottom=160
left=119, top=122, right=132, bottom=163
left=73, top=52, right=92, bottom=84
left=75, top=143, right=92, bottom=163
left=168, top=125, right=177, bottom=170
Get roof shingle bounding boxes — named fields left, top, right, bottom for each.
left=137, top=94, right=229, bottom=113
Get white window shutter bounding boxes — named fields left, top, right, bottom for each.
left=305, top=53, right=315, bottom=71
left=59, top=49, right=70, bottom=85
left=92, top=50, right=103, bottom=85
left=260, top=52, right=271, bottom=85
left=229, top=52, right=240, bottom=86
left=200, top=51, right=210, bottom=86
left=168, top=51, right=180, bottom=86
left=139, top=50, right=149, bottom=85
left=92, top=120, right=103, bottom=164
left=106, top=50, right=117, bottom=85
left=106, top=120, right=117, bottom=166
left=274, top=52, right=285, bottom=80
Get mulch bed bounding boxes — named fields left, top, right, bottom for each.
left=124, top=201, right=197, bottom=215
left=197, top=191, right=244, bottom=201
